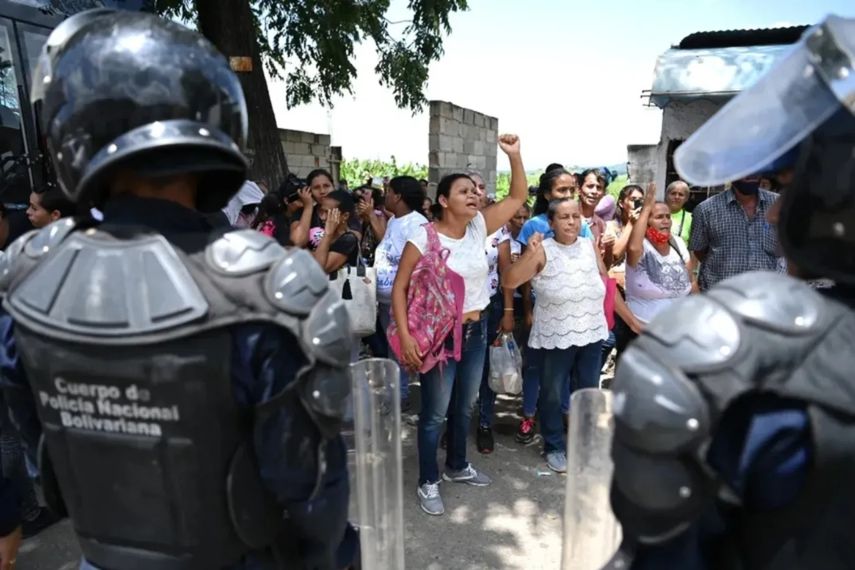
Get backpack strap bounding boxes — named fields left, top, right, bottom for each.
left=668, top=236, right=686, bottom=264
left=424, top=222, right=453, bottom=264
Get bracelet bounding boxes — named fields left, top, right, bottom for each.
left=504, top=308, right=514, bottom=312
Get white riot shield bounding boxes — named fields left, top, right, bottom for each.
left=349, top=358, right=405, bottom=570
left=561, top=388, right=622, bottom=570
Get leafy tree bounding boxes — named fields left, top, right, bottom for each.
left=339, top=157, right=427, bottom=188
left=155, top=0, right=468, bottom=189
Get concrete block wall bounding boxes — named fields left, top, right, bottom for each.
left=428, top=101, right=498, bottom=196
left=627, top=144, right=657, bottom=185
left=655, top=99, right=727, bottom=195
left=279, top=129, right=340, bottom=181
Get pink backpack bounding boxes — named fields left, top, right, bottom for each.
left=388, top=223, right=464, bottom=373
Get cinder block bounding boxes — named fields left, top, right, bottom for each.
left=440, top=101, right=454, bottom=118
left=440, top=117, right=456, bottom=135
left=474, top=114, right=485, bottom=128
left=429, top=101, right=442, bottom=118
left=486, top=154, right=497, bottom=172
left=429, top=166, right=441, bottom=184
left=463, top=109, right=473, bottom=125
left=310, top=144, right=327, bottom=156
left=452, top=106, right=463, bottom=122
left=452, top=137, right=464, bottom=154
left=487, top=129, right=497, bottom=143
left=290, top=142, right=312, bottom=155
left=463, top=140, right=475, bottom=154
left=490, top=117, right=499, bottom=131
left=438, top=135, right=453, bottom=152
left=469, top=155, right=486, bottom=170
left=429, top=115, right=441, bottom=135
left=428, top=134, right=440, bottom=152
left=429, top=150, right=440, bottom=168
left=318, top=134, right=331, bottom=146
left=473, top=141, right=485, bottom=155
left=300, top=131, right=315, bottom=143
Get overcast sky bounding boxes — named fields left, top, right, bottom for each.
left=268, top=0, right=855, bottom=171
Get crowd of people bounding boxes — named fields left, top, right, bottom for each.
left=0, top=130, right=791, bottom=529
left=187, top=132, right=792, bottom=518
left=0, top=8, right=848, bottom=570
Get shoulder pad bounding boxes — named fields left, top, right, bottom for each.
left=265, top=248, right=329, bottom=317
left=0, top=229, right=38, bottom=292
left=636, top=294, right=741, bottom=373
left=205, top=229, right=285, bottom=277
left=7, top=229, right=208, bottom=338
left=23, top=217, right=78, bottom=258
left=302, top=289, right=352, bottom=367
left=707, top=272, right=826, bottom=335
left=612, top=346, right=711, bottom=455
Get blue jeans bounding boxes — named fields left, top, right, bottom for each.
left=478, top=293, right=503, bottom=428
left=524, top=348, right=575, bottom=417
left=0, top=397, right=39, bottom=521
left=378, top=302, right=409, bottom=402
left=539, top=340, right=604, bottom=453
left=418, top=317, right=487, bottom=484
left=601, top=330, right=616, bottom=369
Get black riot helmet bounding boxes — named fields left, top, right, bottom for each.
left=675, top=15, right=855, bottom=285
left=31, top=10, right=249, bottom=212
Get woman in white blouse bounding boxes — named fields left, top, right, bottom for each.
left=504, top=198, right=613, bottom=474
left=392, top=135, right=529, bottom=516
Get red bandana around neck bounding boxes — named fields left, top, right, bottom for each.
left=646, top=227, right=671, bottom=245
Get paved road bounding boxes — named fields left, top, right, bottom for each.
left=19, top=385, right=572, bottom=570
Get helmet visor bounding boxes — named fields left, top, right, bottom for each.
left=674, top=24, right=842, bottom=186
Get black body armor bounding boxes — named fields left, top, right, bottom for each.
left=0, top=219, right=352, bottom=569
left=609, top=271, right=855, bottom=569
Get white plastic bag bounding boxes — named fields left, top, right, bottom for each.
left=488, top=332, right=523, bottom=395
left=329, top=261, right=377, bottom=337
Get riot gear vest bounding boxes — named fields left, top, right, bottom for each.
left=0, top=218, right=352, bottom=570
left=609, top=271, right=855, bottom=570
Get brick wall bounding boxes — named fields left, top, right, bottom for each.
left=278, top=129, right=340, bottom=182
left=428, top=101, right=498, bottom=196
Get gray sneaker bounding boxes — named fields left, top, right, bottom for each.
left=546, top=451, right=567, bottom=473
left=417, top=482, right=444, bottom=515
left=442, top=463, right=492, bottom=487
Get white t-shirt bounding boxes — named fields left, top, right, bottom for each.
left=374, top=210, right=428, bottom=303
left=486, top=226, right=510, bottom=298
left=625, top=236, right=692, bottom=324
left=409, top=212, right=490, bottom=313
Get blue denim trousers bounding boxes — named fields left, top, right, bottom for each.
left=378, top=302, right=409, bottom=402
left=418, top=316, right=487, bottom=484
left=538, top=340, right=604, bottom=453
left=477, top=293, right=503, bottom=428
left=0, top=395, right=39, bottom=521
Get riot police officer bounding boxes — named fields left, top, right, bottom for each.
left=606, top=14, right=855, bottom=570
left=0, top=9, right=356, bottom=570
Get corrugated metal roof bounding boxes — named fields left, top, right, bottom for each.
left=677, top=25, right=810, bottom=50
left=648, top=44, right=791, bottom=108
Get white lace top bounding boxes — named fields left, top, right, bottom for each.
left=529, top=237, right=608, bottom=349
